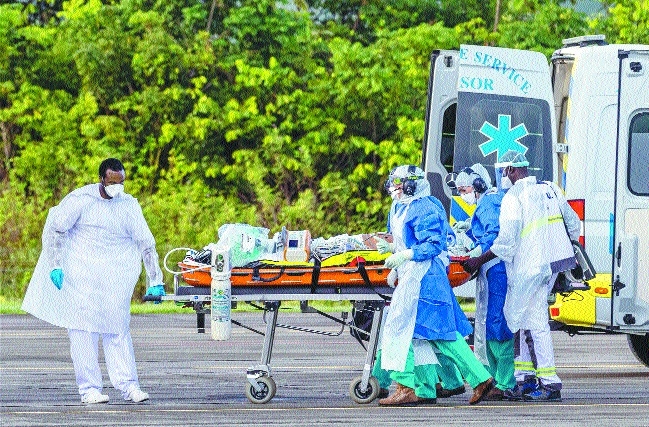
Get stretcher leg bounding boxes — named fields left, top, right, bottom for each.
left=245, top=301, right=279, bottom=403
left=195, top=302, right=206, bottom=334
left=349, top=301, right=384, bottom=404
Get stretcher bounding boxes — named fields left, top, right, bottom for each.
left=150, top=254, right=472, bottom=404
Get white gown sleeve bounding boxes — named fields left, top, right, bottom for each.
left=141, top=246, right=163, bottom=285
left=490, top=192, right=522, bottom=263
left=45, top=193, right=88, bottom=269
left=128, top=200, right=163, bottom=286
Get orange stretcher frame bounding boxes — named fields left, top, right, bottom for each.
left=178, top=256, right=472, bottom=288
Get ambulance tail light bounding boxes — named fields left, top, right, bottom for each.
left=568, top=199, right=585, bottom=247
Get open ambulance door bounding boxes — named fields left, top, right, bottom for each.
left=611, top=49, right=649, bottom=367
left=422, top=50, right=460, bottom=216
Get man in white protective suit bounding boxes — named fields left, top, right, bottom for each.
left=22, top=158, right=166, bottom=404
left=462, top=150, right=580, bottom=402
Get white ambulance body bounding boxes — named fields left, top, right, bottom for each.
left=422, top=36, right=649, bottom=366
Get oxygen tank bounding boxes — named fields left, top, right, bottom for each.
left=209, top=245, right=232, bottom=340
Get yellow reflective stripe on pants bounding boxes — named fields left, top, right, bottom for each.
left=520, top=215, right=563, bottom=239
left=515, top=361, right=535, bottom=371
left=536, top=367, right=557, bottom=376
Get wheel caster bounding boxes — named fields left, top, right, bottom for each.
left=245, top=376, right=276, bottom=404
left=349, top=375, right=380, bottom=404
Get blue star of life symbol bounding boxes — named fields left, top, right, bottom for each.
left=478, top=114, right=529, bottom=159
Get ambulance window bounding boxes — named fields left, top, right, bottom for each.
left=454, top=93, right=553, bottom=183
left=440, top=103, right=457, bottom=173
left=628, top=113, right=649, bottom=196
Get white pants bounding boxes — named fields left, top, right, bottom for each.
left=68, top=329, right=140, bottom=398
left=513, top=272, right=562, bottom=391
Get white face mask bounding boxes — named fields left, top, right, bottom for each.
left=104, top=183, right=125, bottom=198
left=460, top=191, right=476, bottom=205
left=500, top=176, right=513, bottom=190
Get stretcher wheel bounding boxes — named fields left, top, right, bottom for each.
left=349, top=375, right=380, bottom=404
left=245, top=376, right=276, bottom=404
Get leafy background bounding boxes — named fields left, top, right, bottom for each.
left=1, top=0, right=647, bottom=299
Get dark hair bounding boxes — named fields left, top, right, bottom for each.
left=98, top=158, right=125, bottom=178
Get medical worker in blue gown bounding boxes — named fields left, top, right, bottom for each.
left=376, top=165, right=494, bottom=406
left=22, top=158, right=166, bottom=405
left=453, top=164, right=515, bottom=400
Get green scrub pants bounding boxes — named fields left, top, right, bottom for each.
left=432, top=332, right=492, bottom=388
left=372, top=346, right=438, bottom=399
left=485, top=339, right=516, bottom=391
left=436, top=351, right=465, bottom=390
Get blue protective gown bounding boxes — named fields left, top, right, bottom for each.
left=387, top=196, right=473, bottom=341
left=467, top=190, right=513, bottom=341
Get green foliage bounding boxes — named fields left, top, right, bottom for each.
left=590, top=0, right=649, bottom=44
left=497, top=1, right=589, bottom=56
left=0, top=0, right=645, bottom=300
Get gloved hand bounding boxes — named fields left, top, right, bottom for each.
left=50, top=268, right=63, bottom=290
left=375, top=237, right=394, bottom=254
left=452, top=220, right=471, bottom=233
left=387, top=269, right=398, bottom=288
left=384, top=249, right=413, bottom=269
left=467, top=245, right=482, bottom=258
left=145, top=284, right=166, bottom=304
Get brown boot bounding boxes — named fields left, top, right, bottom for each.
left=379, top=384, right=405, bottom=406
left=469, top=378, right=494, bottom=405
left=379, top=386, right=430, bottom=406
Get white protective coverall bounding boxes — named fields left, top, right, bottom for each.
left=22, top=183, right=163, bottom=397
left=490, top=176, right=579, bottom=388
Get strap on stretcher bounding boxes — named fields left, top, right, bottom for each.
left=356, top=262, right=390, bottom=302
left=310, top=260, right=321, bottom=294
left=249, top=259, right=390, bottom=301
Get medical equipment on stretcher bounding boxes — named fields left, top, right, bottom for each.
left=283, top=229, right=311, bottom=262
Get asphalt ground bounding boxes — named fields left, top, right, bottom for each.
left=1, top=311, right=648, bottom=426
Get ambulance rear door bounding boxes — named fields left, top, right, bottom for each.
left=452, top=45, right=556, bottom=221
left=611, top=49, right=649, bottom=332
left=422, top=50, right=459, bottom=215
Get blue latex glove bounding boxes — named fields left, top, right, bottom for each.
left=50, top=268, right=63, bottom=290
left=145, top=284, right=166, bottom=304
left=384, top=250, right=413, bottom=269
left=375, top=237, right=394, bottom=254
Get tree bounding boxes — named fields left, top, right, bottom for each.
left=590, top=0, right=649, bottom=44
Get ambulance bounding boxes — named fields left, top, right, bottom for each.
left=421, top=35, right=649, bottom=367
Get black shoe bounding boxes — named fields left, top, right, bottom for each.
left=378, top=388, right=389, bottom=399
left=436, top=385, right=466, bottom=398
left=416, top=397, right=437, bottom=405
left=503, top=378, right=539, bottom=401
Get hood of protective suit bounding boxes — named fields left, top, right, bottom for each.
left=455, top=163, right=492, bottom=193
left=387, top=165, right=430, bottom=205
